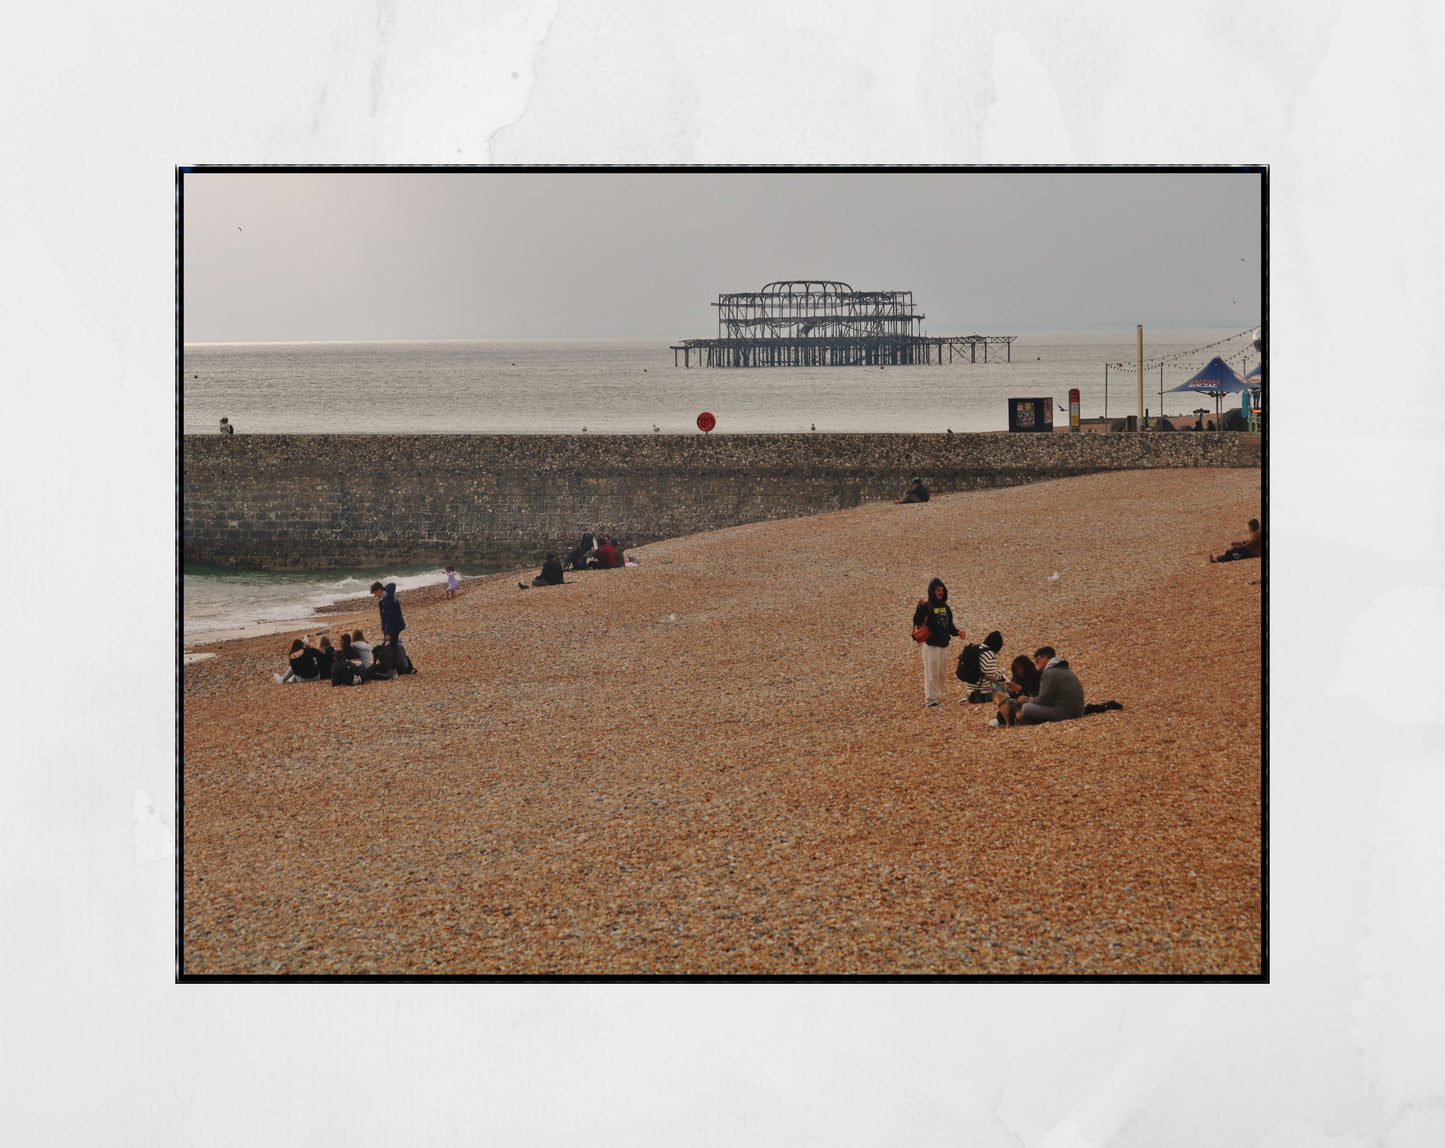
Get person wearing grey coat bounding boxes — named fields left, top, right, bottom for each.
left=1018, top=646, right=1086, bottom=724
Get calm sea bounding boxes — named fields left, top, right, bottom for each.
left=181, top=329, right=1257, bottom=640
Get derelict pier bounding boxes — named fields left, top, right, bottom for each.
left=670, top=280, right=1016, bottom=367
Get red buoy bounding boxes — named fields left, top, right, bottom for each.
left=696, top=411, right=716, bottom=433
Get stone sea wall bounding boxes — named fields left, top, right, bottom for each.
left=182, top=433, right=1261, bottom=570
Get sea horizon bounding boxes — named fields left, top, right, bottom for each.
left=182, top=328, right=1258, bottom=436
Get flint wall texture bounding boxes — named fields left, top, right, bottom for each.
left=182, top=433, right=1261, bottom=570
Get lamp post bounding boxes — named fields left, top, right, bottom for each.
left=1136, top=325, right=1144, bottom=427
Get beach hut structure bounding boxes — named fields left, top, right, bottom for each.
left=1168, top=356, right=1251, bottom=416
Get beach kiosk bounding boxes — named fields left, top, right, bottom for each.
left=1008, top=397, right=1054, bottom=432
left=1245, top=362, right=1264, bottom=432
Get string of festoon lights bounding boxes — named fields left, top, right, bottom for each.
left=1105, top=325, right=1262, bottom=376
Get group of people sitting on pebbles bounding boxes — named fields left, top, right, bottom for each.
left=274, top=581, right=414, bottom=686
left=274, top=628, right=401, bottom=686
left=904, top=486, right=1261, bottom=724
left=272, top=533, right=642, bottom=685
left=910, top=578, right=1123, bottom=728
left=518, top=531, right=635, bottom=589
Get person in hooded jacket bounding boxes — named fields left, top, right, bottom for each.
left=960, top=630, right=1007, bottom=702
left=520, top=553, right=565, bottom=589
left=894, top=477, right=930, bottom=504
left=370, top=581, right=413, bottom=674
left=1017, top=646, right=1086, bottom=724
left=912, top=577, right=962, bottom=706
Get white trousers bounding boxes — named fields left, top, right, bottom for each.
left=922, top=643, right=950, bottom=703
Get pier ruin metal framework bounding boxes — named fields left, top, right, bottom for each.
left=670, top=280, right=1015, bottom=367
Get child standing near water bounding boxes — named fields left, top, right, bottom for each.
left=445, top=566, right=460, bottom=598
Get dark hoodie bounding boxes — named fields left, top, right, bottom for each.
left=377, top=582, right=405, bottom=639
left=912, top=577, right=959, bottom=648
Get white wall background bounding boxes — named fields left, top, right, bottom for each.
left=2, top=1, right=1441, bottom=1144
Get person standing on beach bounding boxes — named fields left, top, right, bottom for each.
left=912, top=577, right=961, bottom=706
left=445, top=566, right=460, bottom=598
left=219, top=416, right=234, bottom=435
left=370, top=581, right=413, bottom=674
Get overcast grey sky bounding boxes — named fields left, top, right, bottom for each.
left=182, top=170, right=1262, bottom=342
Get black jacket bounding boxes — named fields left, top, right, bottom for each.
left=290, top=647, right=324, bottom=679
left=912, top=578, right=959, bottom=648
left=539, top=557, right=565, bottom=585
left=377, top=583, right=405, bottom=638
left=564, top=533, right=596, bottom=569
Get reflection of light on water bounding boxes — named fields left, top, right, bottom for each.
left=183, top=330, right=1250, bottom=434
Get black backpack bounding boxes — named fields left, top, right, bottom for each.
left=955, top=643, right=983, bottom=683
left=365, top=641, right=398, bottom=680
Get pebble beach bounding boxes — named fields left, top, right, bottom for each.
left=181, top=467, right=1263, bottom=976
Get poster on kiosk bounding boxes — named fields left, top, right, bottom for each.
left=1008, top=397, right=1054, bottom=433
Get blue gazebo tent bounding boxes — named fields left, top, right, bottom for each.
left=1169, top=356, right=1251, bottom=415
left=1246, top=362, right=1263, bottom=385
